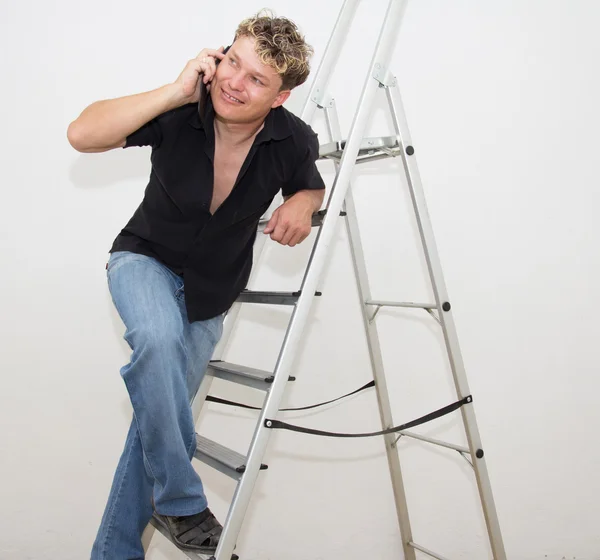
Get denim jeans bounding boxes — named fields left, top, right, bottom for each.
left=91, top=251, right=224, bottom=560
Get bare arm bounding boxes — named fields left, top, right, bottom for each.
left=67, top=47, right=225, bottom=153
left=66, top=84, right=183, bottom=153
left=283, top=189, right=325, bottom=210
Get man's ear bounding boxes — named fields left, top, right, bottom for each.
left=271, top=89, right=291, bottom=109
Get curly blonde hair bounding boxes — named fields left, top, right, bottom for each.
left=235, top=9, right=314, bottom=91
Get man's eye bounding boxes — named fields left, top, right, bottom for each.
left=252, top=77, right=262, bottom=85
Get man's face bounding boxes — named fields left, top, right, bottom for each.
left=210, top=35, right=291, bottom=124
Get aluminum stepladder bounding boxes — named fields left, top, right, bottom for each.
left=149, top=1, right=507, bottom=559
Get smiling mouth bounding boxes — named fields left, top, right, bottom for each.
left=221, top=90, right=244, bottom=104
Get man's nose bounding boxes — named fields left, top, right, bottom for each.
left=229, top=71, right=244, bottom=91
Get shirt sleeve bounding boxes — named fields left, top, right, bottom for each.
left=123, top=104, right=196, bottom=149
left=281, top=132, right=326, bottom=197
left=123, top=117, right=163, bottom=149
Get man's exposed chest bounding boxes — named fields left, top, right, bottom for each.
left=211, top=140, right=253, bottom=214
left=149, top=123, right=294, bottom=224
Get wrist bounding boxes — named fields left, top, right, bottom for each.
left=162, top=83, right=187, bottom=111
left=288, top=190, right=322, bottom=213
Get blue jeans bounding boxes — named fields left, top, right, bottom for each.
left=91, top=251, right=224, bottom=560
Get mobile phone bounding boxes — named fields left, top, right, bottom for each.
left=198, top=45, right=231, bottom=122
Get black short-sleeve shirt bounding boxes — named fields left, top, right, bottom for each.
left=109, top=97, right=325, bottom=322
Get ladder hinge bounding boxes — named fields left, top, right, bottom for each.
left=310, top=88, right=334, bottom=108
left=372, top=63, right=397, bottom=87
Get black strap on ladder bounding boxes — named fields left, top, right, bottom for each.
left=265, top=395, right=472, bottom=438
left=206, top=380, right=375, bottom=412
left=206, top=383, right=472, bottom=439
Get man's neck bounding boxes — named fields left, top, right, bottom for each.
left=213, top=113, right=266, bottom=147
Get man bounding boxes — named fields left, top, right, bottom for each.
left=67, top=11, right=325, bottom=560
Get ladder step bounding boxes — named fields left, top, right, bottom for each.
left=150, top=515, right=239, bottom=559
left=236, top=290, right=321, bottom=306
left=319, top=135, right=401, bottom=163
left=207, top=360, right=296, bottom=391
left=149, top=515, right=203, bottom=559
left=194, top=435, right=267, bottom=480
left=311, top=209, right=346, bottom=227
left=259, top=209, right=345, bottom=231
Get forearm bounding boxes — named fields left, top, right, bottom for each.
left=284, top=188, right=325, bottom=212
left=67, top=83, right=184, bottom=152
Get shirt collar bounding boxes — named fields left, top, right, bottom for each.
left=188, top=93, right=292, bottom=143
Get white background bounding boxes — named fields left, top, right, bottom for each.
left=1, top=1, right=599, bottom=559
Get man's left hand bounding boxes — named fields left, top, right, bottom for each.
left=263, top=191, right=323, bottom=247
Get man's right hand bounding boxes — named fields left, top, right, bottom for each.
left=67, top=47, right=226, bottom=153
left=174, top=47, right=226, bottom=103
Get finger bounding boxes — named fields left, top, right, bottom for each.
left=280, top=225, right=296, bottom=246
left=263, top=211, right=279, bottom=234
left=287, top=233, right=301, bottom=247
left=270, top=221, right=288, bottom=243
left=196, top=58, right=209, bottom=71
left=205, top=49, right=223, bottom=82
left=198, top=61, right=211, bottom=83
left=198, top=59, right=216, bottom=83
left=196, top=48, right=226, bottom=60
left=291, top=227, right=311, bottom=247
left=207, top=48, right=226, bottom=60
left=205, top=58, right=217, bottom=82
left=202, top=63, right=213, bottom=84
left=293, top=231, right=309, bottom=246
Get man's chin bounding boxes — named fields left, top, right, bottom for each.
left=214, top=105, right=247, bottom=124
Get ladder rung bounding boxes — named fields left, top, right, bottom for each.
left=319, top=135, right=401, bottom=162
left=311, top=209, right=346, bottom=227
left=398, top=430, right=470, bottom=454
left=366, top=299, right=437, bottom=310
left=259, top=209, right=346, bottom=232
left=194, top=435, right=268, bottom=480
left=207, top=360, right=296, bottom=391
left=236, top=290, right=321, bottom=306
left=408, top=542, right=450, bottom=560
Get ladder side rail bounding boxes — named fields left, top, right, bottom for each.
left=325, top=100, right=417, bottom=560
left=299, top=0, right=361, bottom=123
left=385, top=82, right=507, bottom=560
left=212, top=2, right=410, bottom=558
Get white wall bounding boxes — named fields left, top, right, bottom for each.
left=1, top=1, right=598, bottom=559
